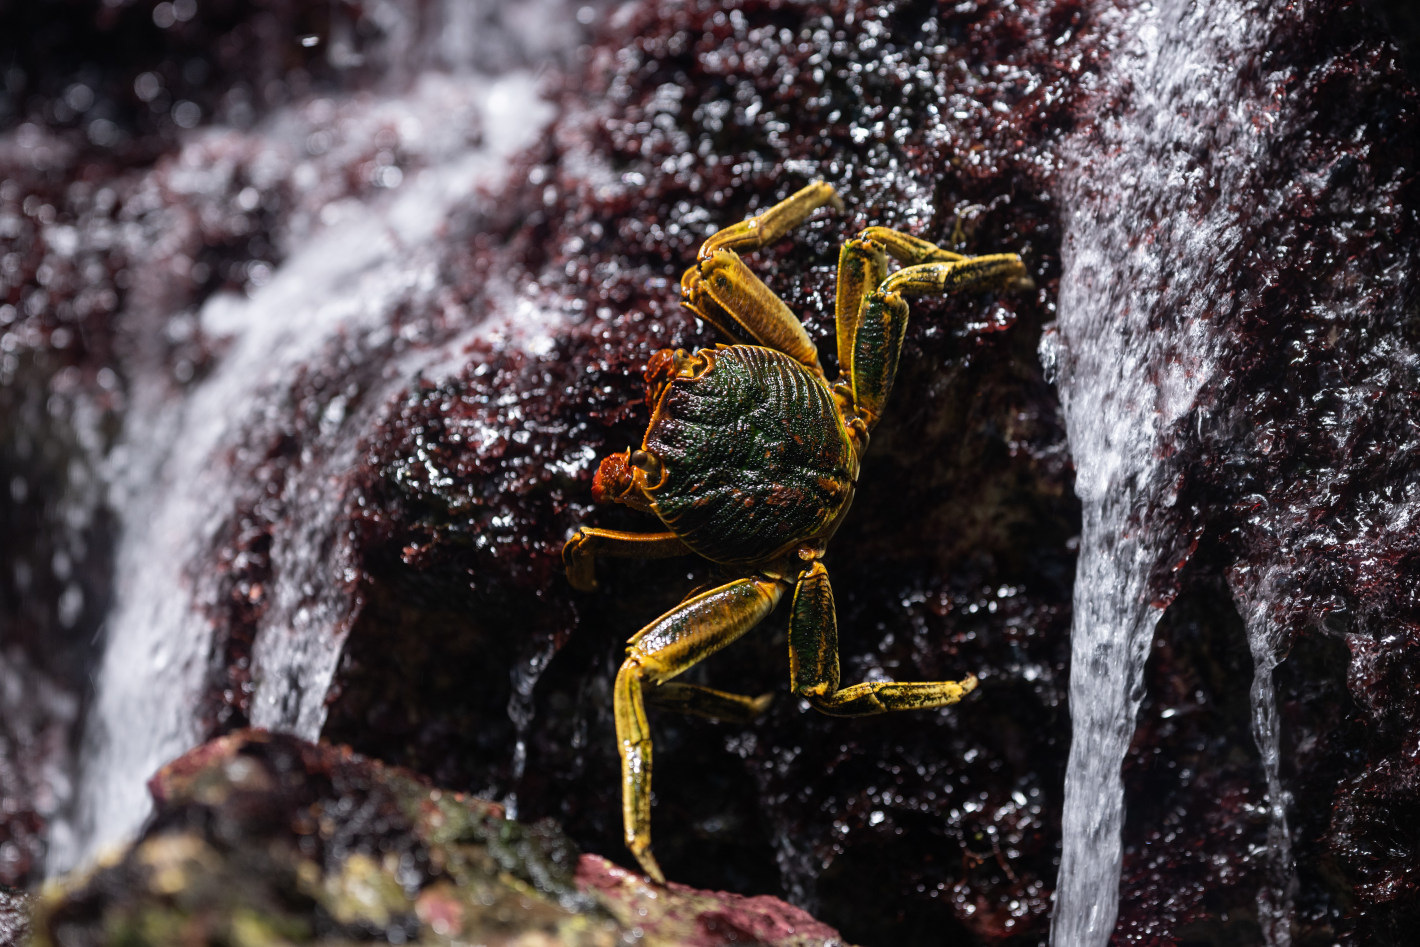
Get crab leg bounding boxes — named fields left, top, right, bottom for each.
left=682, top=251, right=824, bottom=370
left=788, top=562, right=977, bottom=716
left=680, top=181, right=842, bottom=373
left=616, top=576, right=785, bottom=882
left=834, top=227, right=966, bottom=384
left=562, top=527, right=693, bottom=591
left=696, top=180, right=843, bottom=257
left=646, top=681, right=773, bottom=723
left=848, top=253, right=1028, bottom=429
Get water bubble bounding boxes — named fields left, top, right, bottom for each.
left=134, top=72, right=163, bottom=102
left=171, top=100, right=201, bottom=129
left=63, top=84, right=94, bottom=113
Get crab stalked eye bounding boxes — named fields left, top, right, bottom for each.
left=645, top=348, right=716, bottom=407
left=630, top=449, right=666, bottom=488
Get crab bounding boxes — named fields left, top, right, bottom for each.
left=563, top=181, right=1029, bottom=883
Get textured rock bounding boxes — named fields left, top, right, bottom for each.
left=1, top=0, right=1418, bottom=944
left=30, top=730, right=852, bottom=947
left=0, top=885, right=31, bottom=947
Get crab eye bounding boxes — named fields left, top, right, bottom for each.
left=630, top=449, right=667, bottom=487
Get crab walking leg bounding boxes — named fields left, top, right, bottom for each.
left=616, top=576, right=786, bottom=882
left=850, top=253, right=1028, bottom=428
left=697, top=180, right=843, bottom=257
left=646, top=682, right=774, bottom=724
left=681, top=251, right=823, bottom=371
left=680, top=180, right=842, bottom=372
left=834, top=228, right=966, bottom=382
left=562, top=527, right=693, bottom=591
left=788, top=562, right=977, bottom=716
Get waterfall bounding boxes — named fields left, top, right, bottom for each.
left=1049, top=0, right=1291, bottom=942
left=45, top=70, right=553, bottom=876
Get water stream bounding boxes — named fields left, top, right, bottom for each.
left=45, top=69, right=553, bottom=875
left=1049, top=0, right=1292, bottom=942
left=1235, top=585, right=1297, bottom=947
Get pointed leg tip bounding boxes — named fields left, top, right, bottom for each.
left=635, top=851, right=666, bottom=885
left=562, top=553, right=598, bottom=592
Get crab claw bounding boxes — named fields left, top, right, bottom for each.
left=592, top=450, right=637, bottom=505
left=644, top=349, right=681, bottom=407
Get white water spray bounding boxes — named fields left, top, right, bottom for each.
left=47, top=71, right=553, bottom=875
left=1050, top=0, right=1293, bottom=942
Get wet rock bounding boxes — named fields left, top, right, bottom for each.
left=1, top=0, right=1417, bottom=944
left=327, top=5, right=1084, bottom=944
left=30, top=730, right=852, bottom=947
left=0, top=885, right=31, bottom=947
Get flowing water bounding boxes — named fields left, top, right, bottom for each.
left=1233, top=582, right=1297, bottom=946
left=22, top=0, right=613, bottom=880
left=1049, top=0, right=1293, bottom=942
left=43, top=60, right=557, bottom=877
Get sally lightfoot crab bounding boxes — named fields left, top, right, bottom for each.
left=564, top=181, right=1029, bottom=883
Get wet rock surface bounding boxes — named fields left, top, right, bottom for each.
left=326, top=2, right=1083, bottom=939
left=1, top=0, right=1417, bottom=945
left=0, top=885, right=31, bottom=947
left=31, top=729, right=853, bottom=947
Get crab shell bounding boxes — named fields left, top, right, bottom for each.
left=595, top=344, right=860, bottom=567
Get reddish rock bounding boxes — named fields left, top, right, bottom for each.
left=33, top=730, right=855, bottom=947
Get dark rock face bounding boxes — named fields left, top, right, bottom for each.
left=328, top=2, right=1081, bottom=938
left=2, top=1, right=1418, bottom=945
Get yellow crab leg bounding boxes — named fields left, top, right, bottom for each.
left=849, top=253, right=1028, bottom=428
left=562, top=528, right=693, bottom=591
left=696, top=180, right=843, bottom=257
left=834, top=227, right=966, bottom=383
left=616, top=575, right=785, bottom=883
left=681, top=252, right=823, bottom=370
left=787, top=562, right=977, bottom=716
left=680, top=181, right=842, bottom=373
left=646, top=682, right=773, bottom=724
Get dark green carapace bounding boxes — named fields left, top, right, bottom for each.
left=645, top=345, right=856, bottom=565
left=562, top=182, right=1029, bottom=883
